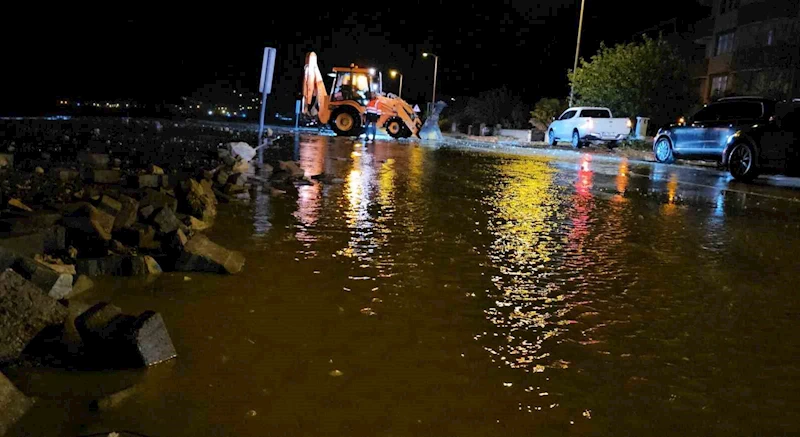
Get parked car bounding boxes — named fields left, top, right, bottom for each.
left=654, top=96, right=800, bottom=181
left=548, top=107, right=632, bottom=148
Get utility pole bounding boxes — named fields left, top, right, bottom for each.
left=423, top=53, right=439, bottom=114
left=569, top=0, right=586, bottom=107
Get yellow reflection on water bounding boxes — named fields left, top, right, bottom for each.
left=662, top=172, right=679, bottom=215
left=483, top=156, right=571, bottom=371
left=616, top=159, right=629, bottom=198
left=338, top=145, right=395, bottom=266
left=294, top=137, right=325, bottom=243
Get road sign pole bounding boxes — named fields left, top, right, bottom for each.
left=258, top=47, right=277, bottom=165
left=294, top=99, right=301, bottom=130
left=257, top=90, right=269, bottom=164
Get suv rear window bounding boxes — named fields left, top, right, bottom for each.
left=579, top=109, right=611, bottom=118
left=716, top=101, right=764, bottom=120
left=693, top=101, right=764, bottom=122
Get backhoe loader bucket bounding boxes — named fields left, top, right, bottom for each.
left=418, top=101, right=447, bottom=141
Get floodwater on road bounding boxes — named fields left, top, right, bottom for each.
left=8, top=135, right=800, bottom=436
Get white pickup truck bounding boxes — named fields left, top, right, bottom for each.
left=547, top=107, right=632, bottom=148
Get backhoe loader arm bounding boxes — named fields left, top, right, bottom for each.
left=303, top=52, right=330, bottom=122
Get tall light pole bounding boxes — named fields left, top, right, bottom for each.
left=423, top=52, right=439, bottom=113
left=389, top=70, right=404, bottom=98
left=569, top=0, right=586, bottom=107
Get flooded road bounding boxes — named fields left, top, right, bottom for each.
left=9, top=134, right=800, bottom=436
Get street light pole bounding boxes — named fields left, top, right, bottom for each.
left=390, top=70, right=404, bottom=98
left=569, top=0, right=586, bottom=107
left=423, top=52, right=439, bottom=113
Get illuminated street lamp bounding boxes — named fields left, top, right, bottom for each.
left=389, top=70, right=404, bottom=98
left=422, top=52, right=439, bottom=112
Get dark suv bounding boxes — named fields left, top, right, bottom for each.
left=653, top=97, right=800, bottom=181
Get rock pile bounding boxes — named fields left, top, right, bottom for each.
left=0, top=119, right=315, bottom=431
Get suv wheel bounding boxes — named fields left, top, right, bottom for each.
left=654, top=137, right=675, bottom=163
left=728, top=143, right=759, bottom=181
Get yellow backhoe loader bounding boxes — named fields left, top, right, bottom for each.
left=302, top=52, right=421, bottom=138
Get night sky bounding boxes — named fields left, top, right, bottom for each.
left=1, top=1, right=708, bottom=115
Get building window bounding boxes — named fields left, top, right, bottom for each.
left=711, top=75, right=729, bottom=98
left=716, top=32, right=735, bottom=55
left=767, top=29, right=774, bottom=46
left=719, top=0, right=740, bottom=14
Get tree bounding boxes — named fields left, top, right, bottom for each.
left=529, top=98, right=568, bottom=131
left=463, top=87, right=529, bottom=129
left=568, top=36, right=691, bottom=128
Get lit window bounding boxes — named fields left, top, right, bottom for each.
left=711, top=75, right=729, bottom=97
left=767, top=29, right=774, bottom=46
left=716, top=32, right=735, bottom=55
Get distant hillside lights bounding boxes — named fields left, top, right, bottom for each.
left=55, top=99, right=248, bottom=118
left=58, top=100, right=132, bottom=109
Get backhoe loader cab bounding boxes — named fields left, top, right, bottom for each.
left=303, top=52, right=421, bottom=138
left=330, top=68, right=380, bottom=104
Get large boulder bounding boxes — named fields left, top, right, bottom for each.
left=174, top=234, right=245, bottom=274
left=0, top=372, right=34, bottom=436
left=11, top=257, right=73, bottom=300
left=0, top=270, right=67, bottom=363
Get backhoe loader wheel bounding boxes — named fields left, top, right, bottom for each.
left=385, top=117, right=405, bottom=139
left=330, top=107, right=362, bottom=137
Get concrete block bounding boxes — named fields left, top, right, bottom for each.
left=90, top=169, right=122, bottom=184
left=127, top=311, right=176, bottom=366
left=0, top=227, right=66, bottom=256
left=0, top=270, right=67, bottom=363
left=62, top=204, right=114, bottom=241
left=113, top=195, right=139, bottom=231
left=186, top=216, right=212, bottom=232
left=97, top=195, right=122, bottom=217
left=151, top=207, right=179, bottom=234
left=12, top=257, right=73, bottom=300
left=51, top=167, right=80, bottom=182
left=137, top=174, right=162, bottom=189
left=0, top=372, right=34, bottom=435
left=0, top=212, right=62, bottom=234
left=139, top=189, right=177, bottom=213
left=175, top=234, right=244, bottom=274
left=76, top=255, right=162, bottom=276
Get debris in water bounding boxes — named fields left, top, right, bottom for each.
left=246, top=410, right=257, bottom=417
left=329, top=369, right=343, bottom=377
left=583, top=410, right=592, bottom=419
left=360, top=307, right=376, bottom=316
left=184, top=276, right=191, bottom=281
left=503, top=382, right=513, bottom=387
